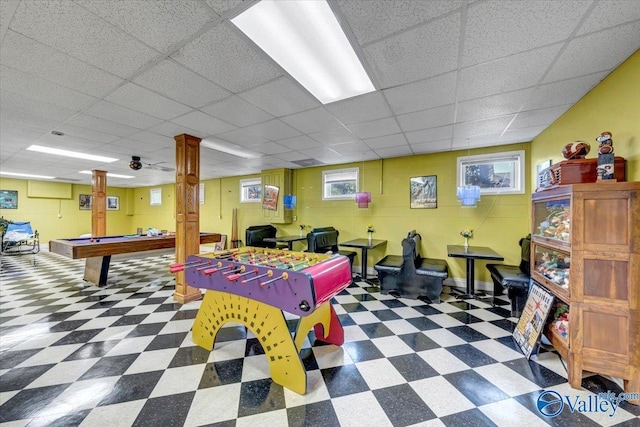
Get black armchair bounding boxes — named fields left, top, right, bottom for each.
left=306, top=227, right=356, bottom=271
left=486, top=234, right=531, bottom=316
left=245, top=225, right=278, bottom=248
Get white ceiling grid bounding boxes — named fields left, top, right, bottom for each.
left=0, top=0, right=638, bottom=187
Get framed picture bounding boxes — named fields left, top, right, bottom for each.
left=410, top=176, right=437, bottom=209
left=214, top=235, right=227, bottom=251
left=107, top=196, right=119, bottom=210
left=262, top=185, right=279, bottom=211
left=457, top=150, right=525, bottom=195
left=79, top=194, right=92, bottom=210
left=513, top=282, right=555, bottom=359
left=0, top=190, right=18, bottom=209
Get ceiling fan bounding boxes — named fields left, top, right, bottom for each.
left=129, top=156, right=175, bottom=172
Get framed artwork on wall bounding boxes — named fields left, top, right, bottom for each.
left=107, top=196, right=119, bottom=210
left=79, top=194, right=92, bottom=210
left=262, top=185, right=279, bottom=211
left=0, top=190, right=18, bottom=209
left=410, top=175, right=437, bottom=209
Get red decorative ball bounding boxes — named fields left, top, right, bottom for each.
left=562, top=141, right=591, bottom=160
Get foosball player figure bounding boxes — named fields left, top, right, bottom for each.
left=596, top=131, right=614, bottom=180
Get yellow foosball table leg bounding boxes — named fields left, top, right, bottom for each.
left=192, top=289, right=307, bottom=394
left=294, top=301, right=344, bottom=350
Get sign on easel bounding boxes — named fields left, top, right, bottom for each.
left=513, top=282, right=555, bottom=359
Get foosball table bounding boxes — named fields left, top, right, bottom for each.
left=170, top=247, right=353, bottom=394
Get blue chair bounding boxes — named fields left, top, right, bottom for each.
left=1, top=221, right=40, bottom=254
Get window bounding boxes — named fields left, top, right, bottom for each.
left=240, top=178, right=261, bottom=203
left=199, top=183, right=205, bottom=204
left=150, top=188, right=162, bottom=206
left=457, top=150, right=525, bottom=195
left=322, top=167, right=359, bottom=200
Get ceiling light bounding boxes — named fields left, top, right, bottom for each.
left=0, top=171, right=55, bottom=179
left=27, top=145, right=118, bottom=163
left=231, top=0, right=375, bottom=104
left=79, top=170, right=135, bottom=179
left=201, top=138, right=261, bottom=159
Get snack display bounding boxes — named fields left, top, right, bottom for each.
left=536, top=201, right=570, bottom=242
left=534, top=247, right=570, bottom=289
left=551, top=303, right=570, bottom=339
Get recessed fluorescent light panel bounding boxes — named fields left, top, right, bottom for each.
left=231, top=0, right=375, bottom=104
left=0, top=171, right=55, bottom=179
left=27, top=145, right=118, bottom=163
left=201, top=139, right=261, bottom=159
left=79, top=170, right=134, bottom=179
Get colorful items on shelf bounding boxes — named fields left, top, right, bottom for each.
left=596, top=131, right=614, bottom=180
left=535, top=250, right=570, bottom=289
left=536, top=202, right=570, bottom=242
left=552, top=303, right=570, bottom=339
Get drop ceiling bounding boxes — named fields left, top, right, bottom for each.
left=1, top=0, right=638, bottom=187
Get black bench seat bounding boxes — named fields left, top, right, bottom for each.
left=374, top=231, right=448, bottom=303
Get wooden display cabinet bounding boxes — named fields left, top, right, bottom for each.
left=531, top=182, right=639, bottom=404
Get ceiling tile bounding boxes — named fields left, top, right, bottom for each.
left=383, top=71, right=457, bottom=115
left=281, top=108, right=344, bottom=134
left=1, top=108, right=61, bottom=132
left=76, top=0, right=217, bottom=53
left=8, top=0, right=159, bottom=77
left=524, top=72, right=607, bottom=111
left=239, top=77, right=320, bottom=117
left=215, top=128, right=270, bottom=146
left=133, top=60, right=231, bottom=109
left=128, top=131, right=175, bottom=147
left=1, top=31, right=123, bottom=98
left=299, top=146, right=344, bottom=163
left=453, top=116, right=514, bottom=140
left=337, top=0, right=463, bottom=45
left=171, top=110, right=236, bottom=136
left=510, top=105, right=572, bottom=130
left=105, top=83, right=192, bottom=120
left=204, top=0, right=245, bottom=17
left=405, top=125, right=453, bottom=144
left=397, top=104, right=455, bottom=132
left=364, top=133, right=408, bottom=150
left=247, top=141, right=289, bottom=155
left=325, top=92, right=392, bottom=125
left=66, top=114, right=141, bottom=138
left=363, top=13, right=460, bottom=88
left=147, top=121, right=201, bottom=138
left=374, top=145, right=413, bottom=159
left=172, top=23, right=281, bottom=92
left=244, top=119, right=301, bottom=141
left=273, top=151, right=308, bottom=162
left=309, top=127, right=359, bottom=145
left=576, top=0, right=640, bottom=36
left=543, top=21, right=640, bottom=83
left=85, top=101, right=164, bottom=130
left=458, top=44, right=563, bottom=101
left=456, top=89, right=532, bottom=123
left=274, top=135, right=322, bottom=151
left=201, top=95, right=273, bottom=127
left=1, top=65, right=97, bottom=111
left=339, top=151, right=380, bottom=163
left=410, top=139, right=452, bottom=154
left=346, top=117, right=402, bottom=140
left=463, top=1, right=590, bottom=67
left=54, top=124, right=120, bottom=144
left=329, top=140, right=370, bottom=155
left=0, top=90, right=77, bottom=123
left=499, top=125, right=547, bottom=145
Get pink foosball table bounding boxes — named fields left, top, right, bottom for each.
left=170, top=247, right=353, bottom=394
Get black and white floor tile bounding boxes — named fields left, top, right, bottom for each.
left=1, top=252, right=639, bottom=426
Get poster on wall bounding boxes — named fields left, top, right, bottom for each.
left=262, top=185, right=279, bottom=211
left=79, top=194, right=92, bottom=210
left=410, top=175, right=437, bottom=209
left=512, top=282, right=554, bottom=359
left=0, top=190, right=18, bottom=209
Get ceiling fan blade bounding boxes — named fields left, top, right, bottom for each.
left=146, top=164, right=175, bottom=172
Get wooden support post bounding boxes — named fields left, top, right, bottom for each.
left=91, top=170, right=107, bottom=237
left=174, top=134, right=202, bottom=303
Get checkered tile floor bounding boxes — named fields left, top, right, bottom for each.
left=1, top=252, right=639, bottom=427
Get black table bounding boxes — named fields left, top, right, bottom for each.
left=447, top=245, right=504, bottom=299
left=340, top=238, right=386, bottom=283
left=263, top=235, right=307, bottom=251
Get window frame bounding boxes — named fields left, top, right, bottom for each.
left=457, top=150, right=525, bottom=195
left=322, top=167, right=359, bottom=201
left=150, top=188, right=162, bottom=206
left=240, top=178, right=261, bottom=203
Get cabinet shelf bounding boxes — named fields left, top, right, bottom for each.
left=531, top=182, right=640, bottom=405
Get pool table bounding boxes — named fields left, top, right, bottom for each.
left=49, top=233, right=221, bottom=286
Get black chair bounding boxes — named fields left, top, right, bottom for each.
left=245, top=225, right=278, bottom=248
left=306, top=227, right=356, bottom=271
left=486, top=234, right=531, bottom=317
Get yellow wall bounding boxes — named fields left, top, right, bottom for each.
left=0, top=177, right=132, bottom=242
left=531, top=50, right=640, bottom=182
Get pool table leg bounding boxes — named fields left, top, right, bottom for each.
left=84, top=256, right=111, bottom=286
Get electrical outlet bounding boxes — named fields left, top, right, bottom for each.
left=293, top=215, right=297, bottom=221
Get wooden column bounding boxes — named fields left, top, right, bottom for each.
left=91, top=170, right=107, bottom=236
left=174, top=134, right=202, bottom=303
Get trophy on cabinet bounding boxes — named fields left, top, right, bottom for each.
left=596, top=131, right=614, bottom=180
